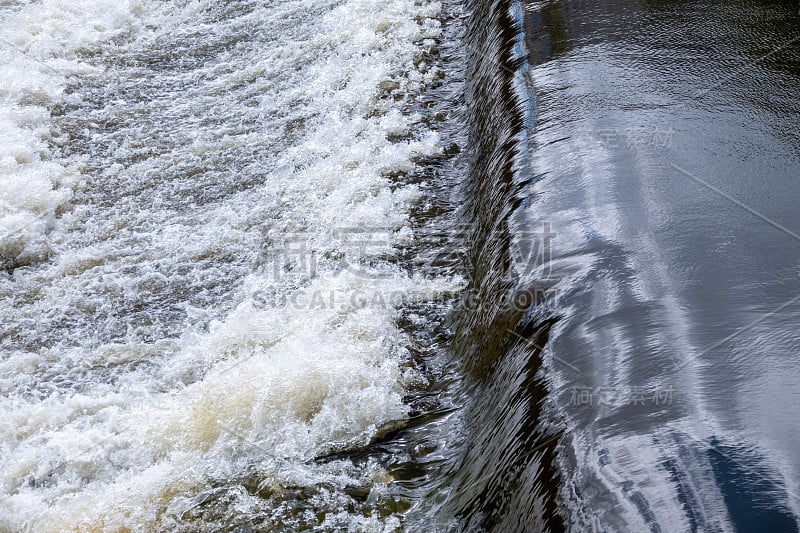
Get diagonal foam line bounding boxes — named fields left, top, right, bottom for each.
left=0, top=212, right=51, bottom=243
left=62, top=432, right=119, bottom=464
left=671, top=163, right=800, bottom=244
left=526, top=430, right=562, bottom=457
left=507, top=328, right=581, bottom=373
left=669, top=164, right=800, bottom=374
left=670, top=291, right=800, bottom=374
left=690, top=34, right=800, bottom=102
left=204, top=332, right=289, bottom=380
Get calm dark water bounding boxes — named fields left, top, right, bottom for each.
left=517, top=0, right=800, bottom=530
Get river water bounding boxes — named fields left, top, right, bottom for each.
left=517, top=0, right=800, bottom=531
left=0, top=0, right=798, bottom=530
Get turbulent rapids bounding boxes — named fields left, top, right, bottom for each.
left=0, top=0, right=464, bottom=529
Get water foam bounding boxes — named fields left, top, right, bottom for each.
left=0, top=0, right=457, bottom=529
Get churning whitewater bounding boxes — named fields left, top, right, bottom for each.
left=0, top=0, right=460, bottom=529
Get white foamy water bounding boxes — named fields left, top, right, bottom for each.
left=0, top=0, right=457, bottom=529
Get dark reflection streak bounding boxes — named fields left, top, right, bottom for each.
left=524, top=0, right=572, bottom=65
left=663, top=425, right=800, bottom=505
